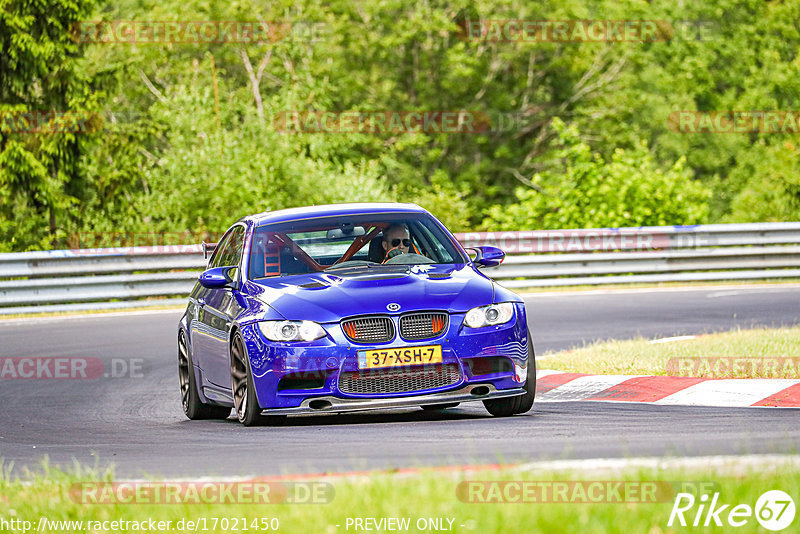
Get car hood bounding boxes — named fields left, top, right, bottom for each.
left=246, top=264, right=496, bottom=323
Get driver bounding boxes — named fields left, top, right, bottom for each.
left=382, top=224, right=411, bottom=261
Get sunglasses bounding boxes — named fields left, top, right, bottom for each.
left=391, top=238, right=412, bottom=247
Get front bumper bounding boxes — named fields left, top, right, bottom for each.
left=260, top=383, right=525, bottom=415
left=240, top=303, right=531, bottom=410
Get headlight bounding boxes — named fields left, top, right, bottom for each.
left=257, top=320, right=326, bottom=342
left=463, top=303, right=515, bottom=328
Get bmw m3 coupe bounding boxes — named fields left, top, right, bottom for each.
left=178, top=203, right=535, bottom=425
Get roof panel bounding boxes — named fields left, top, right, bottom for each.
left=250, top=202, right=428, bottom=226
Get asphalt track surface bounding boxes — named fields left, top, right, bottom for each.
left=1, top=285, right=799, bottom=477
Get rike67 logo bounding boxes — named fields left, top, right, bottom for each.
left=669, top=490, right=795, bottom=531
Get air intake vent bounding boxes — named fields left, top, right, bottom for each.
left=341, top=316, right=395, bottom=344
left=339, top=364, right=461, bottom=394
left=399, top=312, right=448, bottom=340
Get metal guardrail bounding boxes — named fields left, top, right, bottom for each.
left=1, top=223, right=799, bottom=314
left=464, top=223, right=800, bottom=287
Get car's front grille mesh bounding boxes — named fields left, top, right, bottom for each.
left=339, top=364, right=461, bottom=394
left=399, top=312, right=448, bottom=340
left=341, top=316, right=395, bottom=343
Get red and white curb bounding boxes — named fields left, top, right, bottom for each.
left=537, top=370, right=800, bottom=407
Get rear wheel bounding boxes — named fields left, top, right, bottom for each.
left=230, top=332, right=285, bottom=427
left=483, top=334, right=536, bottom=417
left=178, top=331, right=231, bottom=420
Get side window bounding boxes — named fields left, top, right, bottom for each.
left=412, top=222, right=447, bottom=262
left=209, top=232, right=231, bottom=269
left=211, top=226, right=245, bottom=268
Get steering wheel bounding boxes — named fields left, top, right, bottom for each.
left=382, top=252, right=434, bottom=265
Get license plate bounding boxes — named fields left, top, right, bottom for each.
left=357, top=345, right=442, bottom=369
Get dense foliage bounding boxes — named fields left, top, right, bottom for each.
left=2, top=0, right=799, bottom=251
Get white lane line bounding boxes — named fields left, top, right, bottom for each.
left=649, top=335, right=697, bottom=344
left=705, top=289, right=800, bottom=298
left=707, top=290, right=746, bottom=298
left=539, top=375, right=638, bottom=401
left=656, top=379, right=800, bottom=407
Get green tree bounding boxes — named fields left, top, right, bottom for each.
left=0, top=0, right=101, bottom=250
left=483, top=119, right=710, bottom=230
left=725, top=140, right=800, bottom=222
left=5, top=0, right=800, bottom=252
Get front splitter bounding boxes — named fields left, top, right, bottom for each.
left=261, top=384, right=526, bottom=415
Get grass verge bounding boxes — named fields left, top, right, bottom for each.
left=1, top=460, right=798, bottom=533
left=540, top=325, right=800, bottom=378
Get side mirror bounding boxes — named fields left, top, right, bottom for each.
left=199, top=266, right=237, bottom=289
left=467, top=246, right=505, bottom=268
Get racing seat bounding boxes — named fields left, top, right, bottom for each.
left=250, top=236, right=282, bottom=279
left=368, top=234, right=385, bottom=263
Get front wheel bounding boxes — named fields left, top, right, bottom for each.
left=483, top=334, right=536, bottom=417
left=230, top=332, right=285, bottom=427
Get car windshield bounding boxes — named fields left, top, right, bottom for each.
left=248, top=213, right=467, bottom=279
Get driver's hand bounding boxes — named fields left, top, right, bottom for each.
left=386, top=248, right=404, bottom=259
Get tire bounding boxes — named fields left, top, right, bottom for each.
left=178, top=331, right=231, bottom=420
left=421, top=403, right=460, bottom=411
left=483, top=333, right=536, bottom=417
left=230, top=332, right=286, bottom=427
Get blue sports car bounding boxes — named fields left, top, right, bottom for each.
left=178, top=203, right=536, bottom=425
